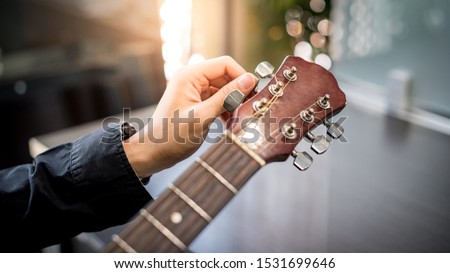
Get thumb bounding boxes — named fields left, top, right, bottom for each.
left=197, top=73, right=257, bottom=119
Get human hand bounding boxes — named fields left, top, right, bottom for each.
left=123, top=56, right=257, bottom=178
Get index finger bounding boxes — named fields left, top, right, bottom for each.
left=190, top=56, right=247, bottom=82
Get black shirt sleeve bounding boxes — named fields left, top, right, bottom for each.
left=0, top=123, right=152, bottom=252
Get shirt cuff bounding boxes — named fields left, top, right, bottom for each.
left=70, top=123, right=152, bottom=226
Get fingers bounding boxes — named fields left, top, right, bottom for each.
left=196, top=72, right=257, bottom=118
left=178, top=56, right=246, bottom=92
left=194, top=56, right=247, bottom=81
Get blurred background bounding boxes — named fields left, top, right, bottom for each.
left=1, top=0, right=449, bottom=252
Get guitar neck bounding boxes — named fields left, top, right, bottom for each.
left=102, top=55, right=347, bottom=253
left=103, top=131, right=263, bottom=252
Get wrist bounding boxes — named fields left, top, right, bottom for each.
left=121, top=122, right=152, bottom=184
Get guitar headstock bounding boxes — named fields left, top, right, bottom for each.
left=227, top=56, right=346, bottom=170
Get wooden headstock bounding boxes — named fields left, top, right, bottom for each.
left=227, top=56, right=346, bottom=168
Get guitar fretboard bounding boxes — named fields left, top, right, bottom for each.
left=103, top=134, right=262, bottom=252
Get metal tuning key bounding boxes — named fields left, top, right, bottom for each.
left=253, top=97, right=269, bottom=112
left=283, top=66, right=297, bottom=81
left=305, top=132, right=330, bottom=154
left=255, top=61, right=274, bottom=78
left=317, top=94, right=330, bottom=109
left=269, top=81, right=284, bottom=96
left=300, top=108, right=315, bottom=123
left=291, top=150, right=313, bottom=171
left=223, top=90, right=245, bottom=112
left=254, top=61, right=275, bottom=93
left=324, top=119, right=344, bottom=139
left=282, top=123, right=297, bottom=139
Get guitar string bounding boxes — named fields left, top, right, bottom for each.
left=228, top=67, right=291, bottom=140
left=111, top=63, right=329, bottom=251
left=137, top=137, right=246, bottom=249
left=168, top=138, right=258, bottom=246
left=208, top=138, right=258, bottom=189
left=156, top=137, right=252, bottom=247
left=150, top=139, right=228, bottom=220
left=264, top=105, right=329, bottom=142
left=148, top=62, right=329, bottom=233
left=175, top=137, right=247, bottom=212
left=175, top=138, right=233, bottom=202
left=113, top=141, right=227, bottom=251
left=232, top=64, right=334, bottom=151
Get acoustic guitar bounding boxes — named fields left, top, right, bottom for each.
left=103, top=56, right=347, bottom=252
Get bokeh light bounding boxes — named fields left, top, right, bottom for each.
left=294, top=41, right=313, bottom=61
left=14, top=81, right=27, bottom=95
left=307, top=16, right=321, bottom=32
left=310, top=32, right=326, bottom=48
left=268, top=26, right=284, bottom=41
left=310, top=0, right=326, bottom=13
left=286, top=20, right=303, bottom=37
left=159, top=0, right=192, bottom=80
left=314, top=53, right=332, bottom=70
left=318, top=19, right=331, bottom=36
left=285, top=7, right=303, bottom=22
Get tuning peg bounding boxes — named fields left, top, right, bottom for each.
left=281, top=122, right=297, bottom=139
left=223, top=90, right=245, bottom=112
left=305, top=132, right=330, bottom=154
left=291, top=150, right=313, bottom=171
left=255, top=61, right=274, bottom=78
left=254, top=61, right=275, bottom=94
left=300, top=108, right=315, bottom=123
left=283, top=66, right=297, bottom=81
left=317, top=94, right=330, bottom=109
left=254, top=78, right=272, bottom=94
left=324, top=119, right=344, bottom=139
left=253, top=97, right=269, bottom=112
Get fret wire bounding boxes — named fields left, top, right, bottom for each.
left=206, top=146, right=259, bottom=197
left=120, top=188, right=206, bottom=252
left=103, top=213, right=155, bottom=252
left=111, top=234, right=137, bottom=253
left=173, top=137, right=232, bottom=209
left=139, top=140, right=231, bottom=246
left=168, top=184, right=212, bottom=223
left=174, top=163, right=212, bottom=202
left=124, top=214, right=177, bottom=252
left=202, top=137, right=255, bottom=188
left=139, top=209, right=187, bottom=251
left=105, top=135, right=261, bottom=252
left=148, top=187, right=211, bottom=247
left=139, top=142, right=218, bottom=225
left=172, top=137, right=227, bottom=193
left=174, top=137, right=239, bottom=215
left=176, top=136, right=257, bottom=217
left=202, top=141, right=262, bottom=203
left=196, top=157, right=237, bottom=194
left=186, top=142, right=249, bottom=215
left=223, top=130, right=266, bottom=167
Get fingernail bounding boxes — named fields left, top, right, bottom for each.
left=238, top=73, right=256, bottom=90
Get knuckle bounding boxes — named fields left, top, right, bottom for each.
left=220, top=55, right=235, bottom=63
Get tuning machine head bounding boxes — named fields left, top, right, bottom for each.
left=305, top=132, right=330, bottom=154
left=291, top=150, right=313, bottom=171
left=324, top=119, right=344, bottom=139
left=254, top=61, right=275, bottom=93
left=255, top=61, right=274, bottom=78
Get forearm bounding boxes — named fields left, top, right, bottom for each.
left=0, top=123, right=152, bottom=252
